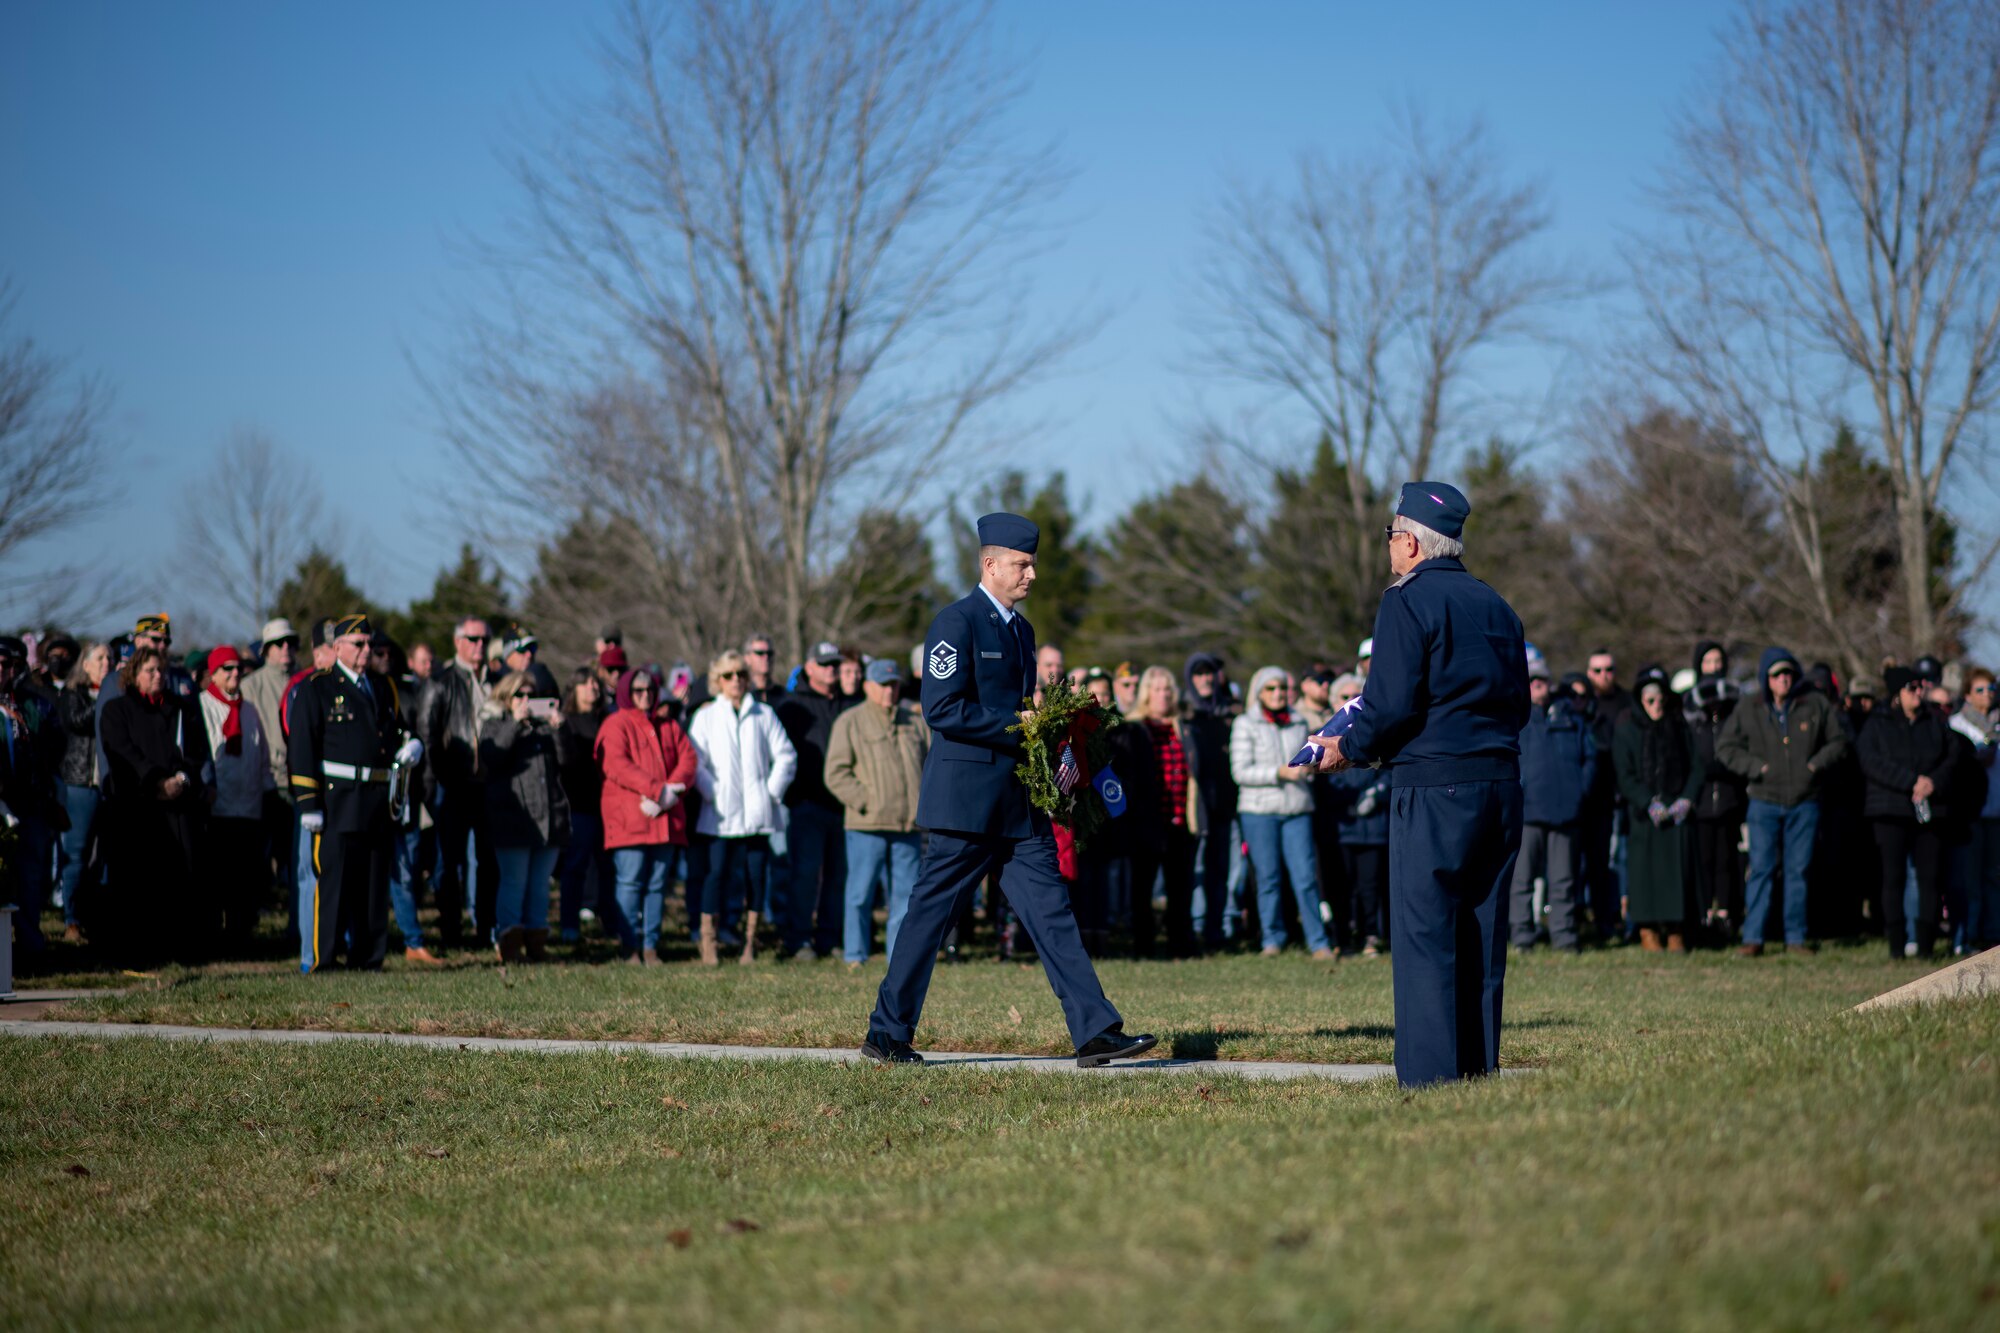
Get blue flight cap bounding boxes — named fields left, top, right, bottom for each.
left=976, top=511, right=1040, bottom=554
left=1395, top=481, right=1470, bottom=541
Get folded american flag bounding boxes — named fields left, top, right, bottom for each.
left=1290, top=695, right=1367, bottom=767
left=1056, top=741, right=1081, bottom=794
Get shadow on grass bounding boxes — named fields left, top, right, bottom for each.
left=1168, top=1016, right=1579, bottom=1060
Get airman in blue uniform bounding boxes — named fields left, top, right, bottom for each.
left=1316, top=482, right=1529, bottom=1087
left=861, top=513, right=1157, bottom=1068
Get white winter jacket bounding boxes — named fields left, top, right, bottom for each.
left=690, top=696, right=797, bottom=837
left=1230, top=676, right=1314, bottom=818
left=198, top=691, right=274, bottom=821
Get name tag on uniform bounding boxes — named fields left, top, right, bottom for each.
left=981, top=651, right=1003, bottom=659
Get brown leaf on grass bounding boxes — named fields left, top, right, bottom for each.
left=817, top=1104, right=842, bottom=1117
left=330, top=1002, right=352, bottom=1009
left=919, top=1096, right=933, bottom=1107
left=1824, top=1271, right=1848, bottom=1295
left=63, top=1163, right=90, bottom=1177
left=1007, top=1005, right=1023, bottom=1026
left=418, top=1147, right=450, bottom=1160
left=667, top=1228, right=692, bottom=1250
left=661, top=1095, right=689, bottom=1110
left=660, top=1147, right=683, bottom=1160
left=1195, top=1085, right=1214, bottom=1101
left=313, top=1163, right=339, bottom=1182
left=722, top=1218, right=760, bottom=1234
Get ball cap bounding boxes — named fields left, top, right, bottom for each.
left=599, top=644, right=629, bottom=671
left=976, top=511, right=1039, bottom=554
left=865, top=657, right=902, bottom=685
left=811, top=640, right=844, bottom=665
left=259, top=618, right=297, bottom=646
left=1395, top=481, right=1471, bottom=541
left=133, top=613, right=172, bottom=640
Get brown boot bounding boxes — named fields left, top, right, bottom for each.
left=496, top=927, right=525, bottom=966
left=1639, top=927, right=1663, bottom=952
left=524, top=929, right=549, bottom=963
left=1666, top=932, right=1687, bottom=954
left=698, top=913, right=720, bottom=968
left=1737, top=942, right=1764, bottom=958
left=739, top=910, right=760, bottom=965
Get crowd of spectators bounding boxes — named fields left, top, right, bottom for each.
left=1, top=608, right=1994, bottom=973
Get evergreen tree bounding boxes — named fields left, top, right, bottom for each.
left=1243, top=433, right=1376, bottom=670
left=835, top=510, right=942, bottom=657
left=270, top=547, right=381, bottom=641
left=384, top=543, right=511, bottom=654
left=1459, top=439, right=1588, bottom=668
left=955, top=472, right=1094, bottom=656
left=1079, top=478, right=1252, bottom=668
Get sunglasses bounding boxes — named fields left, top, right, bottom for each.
left=629, top=680, right=655, bottom=693
left=214, top=663, right=240, bottom=673
left=1768, top=669, right=1797, bottom=679
left=716, top=670, right=745, bottom=681
left=1972, top=684, right=1995, bottom=694
left=461, top=634, right=489, bottom=643
left=1588, top=666, right=1615, bottom=675
left=1382, top=526, right=1413, bottom=542
left=745, top=647, right=772, bottom=657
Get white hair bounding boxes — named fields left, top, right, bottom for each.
left=1392, top=513, right=1464, bottom=562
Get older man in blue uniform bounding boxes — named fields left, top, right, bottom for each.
left=861, top=513, right=1156, bottom=1068
left=1315, top=483, right=1529, bottom=1087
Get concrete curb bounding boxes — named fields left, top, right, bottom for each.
left=1850, top=945, right=2000, bottom=1013
left=0, top=1018, right=1400, bottom=1083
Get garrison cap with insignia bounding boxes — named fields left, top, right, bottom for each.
left=133, top=613, right=171, bottom=639
left=333, top=612, right=374, bottom=640
left=1395, top=481, right=1470, bottom=541
left=976, top=511, right=1039, bottom=554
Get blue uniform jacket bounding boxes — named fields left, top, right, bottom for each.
left=915, top=588, right=1044, bottom=838
left=1341, top=556, right=1530, bottom=787
left=1519, top=697, right=1595, bottom=826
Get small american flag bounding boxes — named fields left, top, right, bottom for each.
left=1056, top=741, right=1081, bottom=794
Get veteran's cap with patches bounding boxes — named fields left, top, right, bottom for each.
left=133, top=613, right=171, bottom=640
left=976, top=511, right=1039, bottom=554
left=1395, top=481, right=1471, bottom=541
left=333, top=612, right=374, bottom=640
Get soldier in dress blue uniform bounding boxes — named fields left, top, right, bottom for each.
left=1314, top=483, right=1529, bottom=1087
left=287, top=614, right=423, bottom=973
left=860, top=513, right=1157, bottom=1067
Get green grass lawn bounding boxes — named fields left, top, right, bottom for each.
left=29, top=938, right=1954, bottom=1068
left=4, top=979, right=1997, bottom=1332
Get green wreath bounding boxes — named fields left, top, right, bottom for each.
left=1010, top=672, right=1121, bottom=850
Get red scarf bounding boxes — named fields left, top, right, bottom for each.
left=205, top=681, right=243, bottom=755
left=1262, top=705, right=1292, bottom=727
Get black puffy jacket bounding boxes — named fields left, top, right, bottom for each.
left=1857, top=705, right=1955, bottom=820
left=58, top=684, right=100, bottom=788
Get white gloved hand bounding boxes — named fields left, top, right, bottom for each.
left=659, top=783, right=684, bottom=810
left=396, top=738, right=423, bottom=766
left=639, top=797, right=663, bottom=819
left=300, top=811, right=326, bottom=833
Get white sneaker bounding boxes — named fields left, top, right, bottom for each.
left=1903, top=941, right=1918, bottom=958
left=580, top=908, right=597, bottom=922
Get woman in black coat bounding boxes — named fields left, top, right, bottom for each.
left=1612, top=668, right=1702, bottom=951
left=1857, top=667, right=1956, bottom=959
left=96, top=647, right=210, bottom=964
left=1684, top=675, right=1748, bottom=935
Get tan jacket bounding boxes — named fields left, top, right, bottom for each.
left=239, top=659, right=292, bottom=801
left=824, top=700, right=931, bottom=833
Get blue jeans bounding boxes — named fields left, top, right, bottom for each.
left=492, top=844, right=559, bottom=940
left=558, top=812, right=612, bottom=939
left=388, top=826, right=424, bottom=949
left=1239, top=810, right=1332, bottom=952
left=55, top=781, right=99, bottom=926
left=296, top=815, right=319, bottom=972
left=784, top=803, right=847, bottom=952
left=611, top=843, right=671, bottom=955
left=1744, top=798, right=1818, bottom=945
left=842, top=830, right=920, bottom=963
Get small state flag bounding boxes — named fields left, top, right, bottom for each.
left=1056, top=741, right=1081, bottom=794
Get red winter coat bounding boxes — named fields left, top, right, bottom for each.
left=595, top=709, right=698, bottom=849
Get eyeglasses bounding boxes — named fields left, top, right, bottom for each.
left=1768, top=669, right=1797, bottom=680
left=745, top=647, right=772, bottom=657
left=1382, top=526, right=1413, bottom=542
left=460, top=634, right=488, bottom=644
left=716, top=670, right=745, bottom=681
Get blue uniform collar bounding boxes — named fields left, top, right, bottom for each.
left=975, top=583, right=1016, bottom=625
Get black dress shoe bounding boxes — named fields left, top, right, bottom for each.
left=859, top=1035, right=925, bottom=1065
left=1075, top=1028, right=1159, bottom=1068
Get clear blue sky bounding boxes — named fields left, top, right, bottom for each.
left=4, top=0, right=1782, bottom=641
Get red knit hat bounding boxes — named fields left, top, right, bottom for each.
left=600, top=644, right=629, bottom=670
left=206, top=644, right=242, bottom=674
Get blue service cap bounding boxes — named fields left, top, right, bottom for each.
left=1395, top=481, right=1470, bottom=541
left=976, top=511, right=1039, bottom=553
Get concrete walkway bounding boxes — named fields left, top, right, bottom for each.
left=0, top=1016, right=1398, bottom=1083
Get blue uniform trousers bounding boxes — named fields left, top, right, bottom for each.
left=1389, top=780, right=1521, bottom=1087
left=868, top=829, right=1121, bottom=1048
